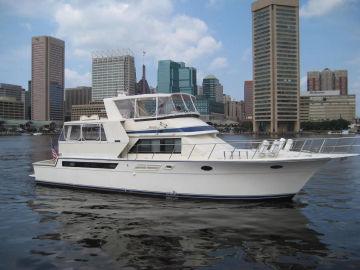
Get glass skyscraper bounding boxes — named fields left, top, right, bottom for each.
left=157, top=60, right=197, bottom=95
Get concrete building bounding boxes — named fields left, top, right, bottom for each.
left=0, top=97, right=24, bottom=120
left=225, top=100, right=245, bottom=123
left=25, top=81, right=32, bottom=120
left=252, top=0, right=300, bottom=134
left=244, top=80, right=253, bottom=119
left=0, top=83, right=26, bottom=120
left=202, top=75, right=223, bottom=103
left=92, top=49, right=136, bottom=100
left=64, top=86, right=92, bottom=121
left=136, top=64, right=150, bottom=95
left=307, top=68, right=348, bottom=95
left=31, top=36, right=64, bottom=121
left=307, top=71, right=321, bottom=92
left=300, top=91, right=355, bottom=122
left=157, top=60, right=197, bottom=95
left=71, top=101, right=106, bottom=121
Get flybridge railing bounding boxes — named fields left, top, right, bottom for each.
left=125, top=136, right=360, bottom=160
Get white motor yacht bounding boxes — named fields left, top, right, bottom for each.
left=32, top=93, right=359, bottom=200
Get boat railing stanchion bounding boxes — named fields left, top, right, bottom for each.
left=169, top=146, right=175, bottom=160
left=319, top=138, right=326, bottom=153
left=208, top=143, right=217, bottom=160
left=298, top=139, right=307, bottom=156
left=188, top=144, right=196, bottom=160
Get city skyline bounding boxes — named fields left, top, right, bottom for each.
left=0, top=0, right=359, bottom=115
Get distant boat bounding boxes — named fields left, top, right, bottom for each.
left=32, top=132, right=43, bottom=136
left=328, top=130, right=349, bottom=135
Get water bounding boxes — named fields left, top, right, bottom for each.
left=0, top=135, right=360, bottom=270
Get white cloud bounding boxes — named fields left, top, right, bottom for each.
left=52, top=0, right=221, bottom=64
left=300, top=0, right=347, bottom=18
left=65, top=68, right=90, bottom=88
left=209, top=57, right=228, bottom=70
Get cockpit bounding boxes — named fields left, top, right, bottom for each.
left=113, top=93, right=199, bottom=120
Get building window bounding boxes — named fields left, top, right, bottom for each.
left=129, top=138, right=181, bottom=154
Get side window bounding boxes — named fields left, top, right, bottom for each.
left=129, top=139, right=181, bottom=153
left=82, top=124, right=100, bottom=141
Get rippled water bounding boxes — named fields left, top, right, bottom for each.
left=0, top=135, right=360, bottom=269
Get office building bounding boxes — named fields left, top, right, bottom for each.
left=307, top=68, right=348, bottom=95
left=225, top=100, right=245, bottom=123
left=194, top=95, right=225, bottom=121
left=0, top=83, right=25, bottom=120
left=307, top=71, right=321, bottom=91
left=25, top=81, right=32, bottom=120
left=244, top=80, right=253, bottom=119
left=92, top=49, right=136, bottom=100
left=64, top=86, right=92, bottom=121
left=31, top=36, right=64, bottom=121
left=252, top=0, right=300, bottom=133
left=157, top=60, right=197, bottom=95
left=136, top=64, right=150, bottom=95
left=71, top=101, right=106, bottom=121
left=300, top=91, right=355, bottom=122
left=202, top=75, right=223, bottom=103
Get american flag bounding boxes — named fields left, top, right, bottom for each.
left=51, top=143, right=59, bottom=160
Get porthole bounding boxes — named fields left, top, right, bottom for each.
left=270, top=165, right=283, bottom=169
left=201, top=166, right=213, bottom=171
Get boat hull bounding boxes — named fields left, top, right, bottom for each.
left=33, top=158, right=330, bottom=200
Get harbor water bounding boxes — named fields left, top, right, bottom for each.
left=0, top=135, right=360, bottom=269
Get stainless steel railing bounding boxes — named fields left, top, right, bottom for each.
left=124, top=136, right=360, bottom=161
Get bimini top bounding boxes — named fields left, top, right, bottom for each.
left=104, top=93, right=200, bottom=121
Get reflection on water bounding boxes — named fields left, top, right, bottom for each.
left=1, top=135, right=360, bottom=269
left=28, top=187, right=327, bottom=269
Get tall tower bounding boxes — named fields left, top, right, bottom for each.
left=92, top=49, right=136, bottom=100
left=31, top=36, right=64, bottom=121
left=244, top=80, right=253, bottom=119
left=252, top=0, right=300, bottom=134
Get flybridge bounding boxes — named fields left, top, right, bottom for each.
left=103, top=93, right=200, bottom=121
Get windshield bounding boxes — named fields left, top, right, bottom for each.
left=114, top=94, right=198, bottom=119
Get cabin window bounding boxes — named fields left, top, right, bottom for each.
left=65, top=125, right=81, bottom=140
left=136, top=98, right=156, bottom=118
left=62, top=161, right=117, bottom=169
left=100, top=125, right=107, bottom=141
left=82, top=124, right=100, bottom=141
left=114, top=99, right=135, bottom=119
left=129, top=138, right=181, bottom=154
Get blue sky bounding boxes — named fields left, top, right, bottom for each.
left=0, top=0, right=359, bottom=115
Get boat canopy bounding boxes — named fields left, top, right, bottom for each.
left=111, top=93, right=199, bottom=120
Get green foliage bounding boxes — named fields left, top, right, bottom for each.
left=301, top=119, right=350, bottom=131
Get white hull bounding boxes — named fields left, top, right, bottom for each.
left=33, top=158, right=330, bottom=200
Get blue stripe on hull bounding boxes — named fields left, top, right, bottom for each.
left=35, top=180, right=295, bottom=201
left=126, top=125, right=216, bottom=134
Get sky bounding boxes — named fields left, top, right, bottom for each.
left=0, top=0, right=359, bottom=115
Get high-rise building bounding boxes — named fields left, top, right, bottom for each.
left=25, top=81, right=32, bottom=120
left=252, top=0, right=300, bottom=134
left=31, top=36, right=64, bottom=121
left=0, top=83, right=25, bottom=120
left=157, top=60, right=197, bottom=95
left=244, top=80, right=253, bottom=119
left=92, top=49, right=136, bottom=100
left=136, top=64, right=150, bottom=95
left=307, top=69, right=348, bottom=95
left=202, top=75, right=223, bottom=103
left=64, top=86, right=92, bottom=121
left=225, top=100, right=245, bottom=123
left=334, top=70, right=348, bottom=95
left=71, top=101, right=106, bottom=121
left=307, top=71, right=320, bottom=91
